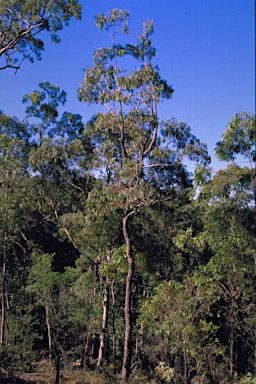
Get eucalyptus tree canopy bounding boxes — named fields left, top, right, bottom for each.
left=215, top=112, right=256, bottom=164
left=0, top=0, right=82, bottom=71
left=215, top=111, right=256, bottom=204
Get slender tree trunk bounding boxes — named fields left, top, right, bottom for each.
left=111, top=279, right=117, bottom=374
left=183, top=344, right=188, bottom=384
left=138, top=323, right=144, bottom=370
left=1, top=185, right=9, bottom=348
left=252, top=170, right=256, bottom=205
left=97, top=277, right=110, bottom=367
left=229, top=298, right=235, bottom=383
left=121, top=213, right=134, bottom=381
left=55, top=352, right=60, bottom=384
left=81, top=325, right=90, bottom=370
left=229, top=326, right=234, bottom=383
left=45, top=290, right=52, bottom=359
left=0, top=242, right=6, bottom=347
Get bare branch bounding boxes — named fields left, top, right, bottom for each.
left=143, top=162, right=176, bottom=169
left=49, top=201, right=96, bottom=266
left=60, top=172, right=85, bottom=192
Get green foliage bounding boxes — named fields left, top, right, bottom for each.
left=77, top=12, right=211, bottom=379
left=0, top=308, right=38, bottom=374
left=78, top=8, right=210, bottom=213
left=71, top=269, right=102, bottom=329
left=26, top=253, right=58, bottom=300
left=175, top=148, right=256, bottom=380
left=96, top=9, right=130, bottom=33
left=139, top=277, right=222, bottom=381
left=0, top=0, right=82, bottom=71
left=196, top=163, right=255, bottom=206
left=239, top=373, right=256, bottom=384
left=215, top=111, right=256, bottom=163
left=215, top=111, right=256, bottom=204
left=23, top=82, right=67, bottom=125
left=1, top=5, right=255, bottom=382
left=194, top=164, right=212, bottom=186
left=155, top=362, right=175, bottom=383
left=161, top=118, right=211, bottom=166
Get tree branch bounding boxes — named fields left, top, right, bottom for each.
left=49, top=201, right=96, bottom=266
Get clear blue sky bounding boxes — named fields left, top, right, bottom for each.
left=0, top=0, right=255, bottom=171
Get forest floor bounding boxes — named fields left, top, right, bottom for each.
left=0, top=362, right=160, bottom=384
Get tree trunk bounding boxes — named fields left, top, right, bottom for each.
left=111, top=280, right=116, bottom=374
left=229, top=298, right=235, bottom=383
left=121, top=214, right=134, bottom=381
left=0, top=185, right=9, bottom=347
left=229, top=325, right=234, bottom=383
left=97, top=277, right=110, bottom=367
left=81, top=326, right=90, bottom=370
left=45, top=291, right=52, bottom=359
left=0, top=243, right=6, bottom=347
left=138, top=323, right=144, bottom=370
left=55, top=353, right=60, bottom=384
left=183, top=343, right=188, bottom=384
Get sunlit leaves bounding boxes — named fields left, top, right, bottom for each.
left=139, top=277, right=222, bottom=379
left=215, top=111, right=256, bottom=163
left=0, top=0, right=82, bottom=70
left=215, top=111, right=256, bottom=205
left=197, top=164, right=255, bottom=205
left=161, top=118, right=211, bottom=166
left=26, top=253, right=57, bottom=301
left=95, top=9, right=129, bottom=33
left=23, top=82, right=67, bottom=125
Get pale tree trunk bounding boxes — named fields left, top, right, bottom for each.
left=45, top=288, right=52, bottom=359
left=111, top=280, right=117, bottom=374
left=121, top=213, right=134, bottom=381
left=97, top=277, right=110, bottom=367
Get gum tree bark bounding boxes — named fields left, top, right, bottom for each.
left=97, top=277, right=110, bottom=367
left=121, top=211, right=135, bottom=379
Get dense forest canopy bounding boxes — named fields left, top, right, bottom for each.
left=0, top=3, right=255, bottom=384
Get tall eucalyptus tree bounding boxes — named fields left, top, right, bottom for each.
left=78, top=9, right=210, bottom=379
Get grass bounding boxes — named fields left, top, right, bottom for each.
left=16, top=361, right=158, bottom=384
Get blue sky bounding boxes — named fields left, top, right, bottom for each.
left=0, top=0, right=255, bottom=172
